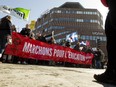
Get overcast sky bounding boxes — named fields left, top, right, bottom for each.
left=0, top=0, right=108, bottom=32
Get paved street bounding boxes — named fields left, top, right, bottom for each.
left=0, top=63, right=115, bottom=87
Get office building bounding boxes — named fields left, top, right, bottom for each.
left=34, top=2, right=107, bottom=56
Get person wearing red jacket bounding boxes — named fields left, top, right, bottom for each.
left=94, top=0, right=116, bottom=85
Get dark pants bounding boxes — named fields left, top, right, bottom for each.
left=105, top=0, right=116, bottom=73
left=0, top=31, right=9, bottom=57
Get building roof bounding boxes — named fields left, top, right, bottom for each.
left=59, top=2, right=84, bottom=9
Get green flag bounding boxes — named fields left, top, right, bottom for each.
left=14, top=7, right=30, bottom=21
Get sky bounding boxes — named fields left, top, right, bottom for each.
left=0, top=0, right=108, bottom=32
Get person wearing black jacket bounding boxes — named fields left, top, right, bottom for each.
left=36, top=31, right=54, bottom=43
left=94, top=48, right=102, bottom=69
left=20, top=24, right=32, bottom=38
left=94, top=0, right=116, bottom=85
left=0, top=15, right=12, bottom=60
left=36, top=33, right=47, bottom=43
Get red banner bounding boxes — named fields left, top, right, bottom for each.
left=5, top=32, right=94, bottom=65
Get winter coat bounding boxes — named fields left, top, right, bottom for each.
left=0, top=16, right=12, bottom=35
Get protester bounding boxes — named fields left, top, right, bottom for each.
left=36, top=33, right=47, bottom=42
left=36, top=31, right=54, bottom=43
left=86, top=47, right=93, bottom=54
left=99, top=49, right=106, bottom=69
left=7, top=24, right=18, bottom=63
left=73, top=42, right=80, bottom=51
left=47, top=37, right=56, bottom=44
left=94, top=48, right=102, bottom=69
left=65, top=41, right=71, bottom=48
left=20, top=24, right=32, bottom=38
left=94, top=0, right=116, bottom=85
left=11, top=25, right=17, bottom=32
left=19, top=24, right=34, bottom=64
left=81, top=45, right=87, bottom=53
left=0, top=15, right=12, bottom=61
left=2, top=25, right=18, bottom=63
left=30, top=32, right=35, bottom=40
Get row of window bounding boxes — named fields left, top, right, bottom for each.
left=80, top=35, right=106, bottom=41
left=37, top=18, right=101, bottom=29
left=54, top=31, right=70, bottom=37
left=48, top=26, right=65, bottom=30
left=51, top=9, right=101, bottom=17
left=37, top=24, right=102, bottom=33
left=53, top=18, right=101, bottom=24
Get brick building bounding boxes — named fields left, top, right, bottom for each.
left=34, top=2, right=107, bottom=56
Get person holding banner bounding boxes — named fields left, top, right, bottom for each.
left=94, top=0, right=116, bottom=85
left=11, top=25, right=17, bottom=32
left=20, top=24, right=33, bottom=38
left=0, top=15, right=12, bottom=61
left=36, top=31, right=55, bottom=43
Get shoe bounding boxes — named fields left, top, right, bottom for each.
left=18, top=61, right=21, bottom=64
left=23, top=61, right=27, bottom=64
left=0, top=54, right=2, bottom=58
left=94, top=73, right=116, bottom=85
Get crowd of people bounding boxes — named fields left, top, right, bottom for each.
left=0, top=15, right=58, bottom=64
left=67, top=41, right=107, bottom=69
left=0, top=15, right=107, bottom=69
